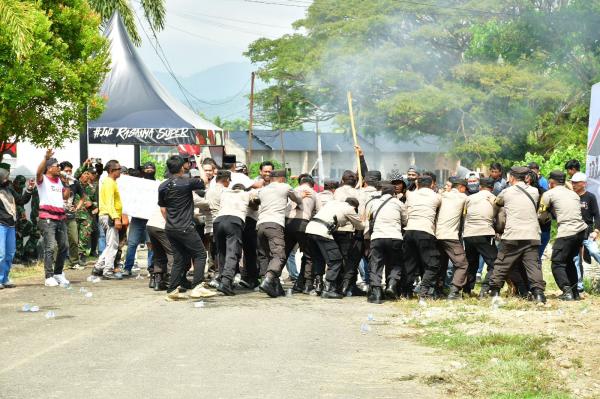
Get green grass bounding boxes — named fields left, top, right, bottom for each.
left=9, top=262, right=44, bottom=281
left=419, top=329, right=570, bottom=398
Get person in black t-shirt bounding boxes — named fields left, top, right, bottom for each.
left=572, top=172, right=600, bottom=292
left=158, top=155, right=216, bottom=301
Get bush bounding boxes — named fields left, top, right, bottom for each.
left=523, top=145, right=586, bottom=177
left=141, top=151, right=166, bottom=180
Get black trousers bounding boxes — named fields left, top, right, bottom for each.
left=403, top=230, right=440, bottom=292
left=368, top=238, right=403, bottom=287
left=308, top=234, right=344, bottom=283
left=551, top=231, right=586, bottom=289
left=463, top=235, right=497, bottom=292
left=284, top=219, right=313, bottom=280
left=242, top=217, right=258, bottom=282
left=438, top=239, right=469, bottom=290
left=489, top=240, right=545, bottom=291
left=257, top=222, right=286, bottom=278
left=332, top=231, right=363, bottom=285
left=212, top=221, right=220, bottom=272
left=166, top=227, right=207, bottom=292
left=147, top=226, right=173, bottom=274
left=215, top=216, right=245, bottom=283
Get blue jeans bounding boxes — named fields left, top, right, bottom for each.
left=539, top=230, right=551, bottom=260
left=359, top=257, right=369, bottom=284
left=574, top=239, right=600, bottom=291
left=98, top=222, right=106, bottom=254
left=286, top=248, right=299, bottom=280
left=124, top=217, right=153, bottom=272
left=0, top=225, right=16, bottom=284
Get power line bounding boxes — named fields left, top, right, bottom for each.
left=175, top=10, right=292, bottom=29
left=171, top=12, right=279, bottom=39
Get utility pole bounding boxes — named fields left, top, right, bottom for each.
left=247, top=71, right=255, bottom=165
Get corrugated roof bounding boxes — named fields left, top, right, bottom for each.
left=228, top=130, right=447, bottom=153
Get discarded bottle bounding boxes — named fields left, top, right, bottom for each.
left=45, top=311, right=55, bottom=319
left=360, top=323, right=371, bottom=334
left=194, top=301, right=205, bottom=308
left=30, top=305, right=40, bottom=312
left=85, top=292, right=93, bottom=298
left=62, top=283, right=71, bottom=289
left=285, top=288, right=293, bottom=297
left=79, top=287, right=88, bottom=293
left=367, top=314, right=374, bottom=322
left=86, top=275, right=95, bottom=282
left=22, top=304, right=31, bottom=312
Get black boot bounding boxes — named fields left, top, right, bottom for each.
left=217, top=278, right=236, bottom=296
left=368, top=286, right=384, bottom=304
left=384, top=280, right=399, bottom=299
left=321, top=280, right=343, bottom=299
left=302, top=279, right=314, bottom=295
left=558, top=286, right=574, bottom=301
left=447, top=285, right=462, bottom=300
left=341, top=279, right=351, bottom=296
left=275, top=277, right=285, bottom=297
left=489, top=288, right=501, bottom=299
left=478, top=285, right=490, bottom=299
left=148, top=273, right=156, bottom=289
left=572, top=284, right=581, bottom=300
left=313, top=275, right=324, bottom=295
left=239, top=278, right=259, bottom=290
left=292, top=275, right=305, bottom=293
left=259, top=274, right=279, bottom=298
left=154, top=273, right=167, bottom=291
left=532, top=288, right=546, bottom=304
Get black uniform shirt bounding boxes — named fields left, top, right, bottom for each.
left=579, top=191, right=600, bottom=233
left=158, top=176, right=205, bottom=231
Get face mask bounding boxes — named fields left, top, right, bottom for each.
left=467, top=183, right=480, bottom=194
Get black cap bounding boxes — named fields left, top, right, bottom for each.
left=364, top=170, right=382, bottom=181
left=143, top=162, right=156, bottom=170
left=342, top=170, right=357, bottom=181
left=449, top=176, right=467, bottom=186
left=45, top=158, right=59, bottom=169
left=527, top=162, right=540, bottom=170
left=223, top=154, right=236, bottom=164
left=510, top=166, right=529, bottom=177
left=271, top=169, right=287, bottom=178
left=480, top=177, right=494, bottom=188
left=549, top=170, right=566, bottom=184
left=216, top=170, right=231, bottom=179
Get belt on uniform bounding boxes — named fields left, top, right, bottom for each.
left=312, top=218, right=331, bottom=228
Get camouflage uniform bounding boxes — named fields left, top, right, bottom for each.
left=12, top=176, right=32, bottom=263
left=75, top=165, right=99, bottom=260
left=22, top=189, right=41, bottom=263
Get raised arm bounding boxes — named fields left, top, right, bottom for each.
left=37, top=149, right=54, bottom=183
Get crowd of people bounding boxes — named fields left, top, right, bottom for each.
left=0, top=148, right=597, bottom=306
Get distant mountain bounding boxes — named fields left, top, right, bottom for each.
left=153, top=62, right=261, bottom=122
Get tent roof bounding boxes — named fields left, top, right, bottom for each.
left=88, top=12, right=221, bottom=133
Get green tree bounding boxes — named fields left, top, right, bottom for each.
left=211, top=116, right=250, bottom=132
left=0, top=0, right=36, bottom=59
left=0, top=0, right=109, bottom=149
left=88, top=0, right=165, bottom=45
left=141, top=150, right=166, bottom=179
left=245, top=0, right=599, bottom=168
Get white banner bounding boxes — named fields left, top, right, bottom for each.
left=117, top=175, right=160, bottom=220
left=587, top=83, right=600, bottom=202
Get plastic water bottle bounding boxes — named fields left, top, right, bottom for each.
left=86, top=275, right=95, bottom=282
left=45, top=311, right=55, bottom=319
left=30, top=305, right=40, bottom=312
left=194, top=301, right=205, bottom=308
left=22, top=304, right=31, bottom=312
left=85, top=292, right=93, bottom=298
left=360, top=323, right=371, bottom=334
left=367, top=314, right=374, bottom=322
left=79, top=287, right=88, bottom=293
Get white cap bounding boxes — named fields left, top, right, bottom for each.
left=571, top=172, right=587, bottom=182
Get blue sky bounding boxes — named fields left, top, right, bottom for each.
left=136, top=0, right=308, bottom=76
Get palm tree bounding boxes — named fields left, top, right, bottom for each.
left=88, top=0, right=166, bottom=45
left=0, top=0, right=36, bottom=59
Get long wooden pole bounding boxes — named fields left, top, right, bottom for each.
left=247, top=71, right=255, bottom=165
left=347, top=91, right=362, bottom=187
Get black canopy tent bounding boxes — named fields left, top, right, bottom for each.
left=82, top=12, right=224, bottom=165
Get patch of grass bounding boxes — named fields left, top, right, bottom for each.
left=9, top=263, right=43, bottom=281
left=420, top=329, right=570, bottom=398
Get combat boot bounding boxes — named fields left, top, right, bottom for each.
left=321, top=280, right=343, bottom=299
left=367, top=286, right=383, bottom=304
left=302, top=278, right=314, bottom=295
left=478, top=285, right=490, bottom=300
left=259, top=273, right=279, bottom=298
left=292, top=275, right=305, bottom=293
left=312, top=275, right=324, bottom=295
left=148, top=273, right=155, bottom=289
left=384, top=280, right=399, bottom=299
left=217, top=278, right=236, bottom=296
left=558, top=286, right=574, bottom=301
left=532, top=288, right=546, bottom=304
left=447, top=285, right=462, bottom=300
left=572, top=284, right=581, bottom=300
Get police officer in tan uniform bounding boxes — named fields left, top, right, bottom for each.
left=489, top=166, right=546, bottom=303
left=462, top=177, right=498, bottom=297
left=538, top=170, right=587, bottom=300
left=403, top=175, right=442, bottom=301
left=435, top=177, right=469, bottom=300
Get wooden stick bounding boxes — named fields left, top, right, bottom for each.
left=347, top=91, right=363, bottom=187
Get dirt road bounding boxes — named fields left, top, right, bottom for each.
left=0, top=270, right=446, bottom=399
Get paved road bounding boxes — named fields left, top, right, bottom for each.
left=0, top=269, right=444, bottom=399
